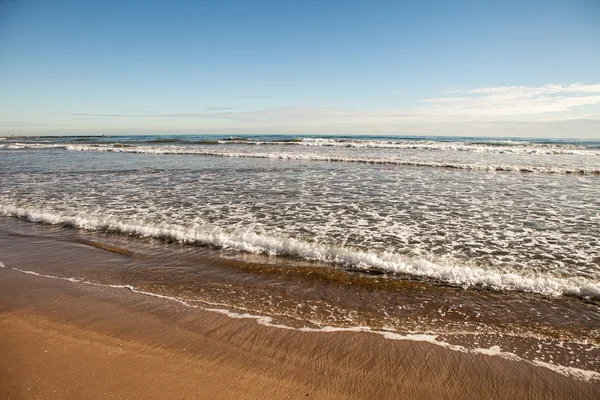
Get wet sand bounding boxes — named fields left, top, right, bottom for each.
left=1, top=268, right=598, bottom=399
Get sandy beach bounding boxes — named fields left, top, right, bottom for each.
left=2, top=0, right=600, bottom=397
left=1, top=267, right=597, bottom=400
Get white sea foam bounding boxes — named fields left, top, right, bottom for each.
left=3, top=137, right=600, bottom=155
left=0, top=261, right=598, bottom=382
left=2, top=205, right=599, bottom=299
left=1, top=142, right=598, bottom=174
left=292, top=138, right=600, bottom=155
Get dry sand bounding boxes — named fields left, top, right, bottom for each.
left=0, top=267, right=598, bottom=399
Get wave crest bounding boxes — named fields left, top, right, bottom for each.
left=1, top=142, right=598, bottom=174
left=1, top=204, right=598, bottom=299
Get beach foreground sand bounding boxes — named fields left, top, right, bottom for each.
left=0, top=268, right=598, bottom=399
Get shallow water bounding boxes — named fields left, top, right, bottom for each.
left=1, top=136, right=599, bottom=297
left=1, top=134, right=599, bottom=377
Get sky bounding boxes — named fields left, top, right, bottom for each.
left=0, top=0, right=599, bottom=137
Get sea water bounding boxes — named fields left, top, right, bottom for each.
left=1, top=134, right=599, bottom=379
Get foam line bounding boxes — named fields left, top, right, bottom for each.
left=6, top=137, right=599, bottom=155
left=2, top=143, right=598, bottom=174
left=1, top=205, right=599, bottom=299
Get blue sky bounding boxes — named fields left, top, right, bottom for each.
left=1, top=0, right=599, bottom=137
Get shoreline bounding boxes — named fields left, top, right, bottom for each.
left=1, top=268, right=598, bottom=399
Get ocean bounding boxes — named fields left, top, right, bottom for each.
left=1, top=134, right=599, bottom=380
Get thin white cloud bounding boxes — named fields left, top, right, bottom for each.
left=64, top=84, right=600, bottom=122
left=196, top=84, right=600, bottom=121
left=417, top=84, right=600, bottom=117
left=5, top=83, right=599, bottom=137
left=465, top=83, right=600, bottom=94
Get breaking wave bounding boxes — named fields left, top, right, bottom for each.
left=2, top=204, right=599, bottom=299
left=1, top=142, right=598, bottom=174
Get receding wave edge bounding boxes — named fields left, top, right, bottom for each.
left=0, top=261, right=597, bottom=382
